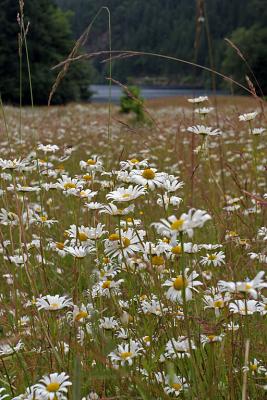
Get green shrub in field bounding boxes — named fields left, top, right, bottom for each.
left=120, top=85, right=145, bottom=122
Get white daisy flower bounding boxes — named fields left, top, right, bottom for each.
left=238, top=111, right=258, bottom=121
left=34, top=372, right=72, bottom=400
left=200, top=333, right=224, bottom=346
left=164, top=374, right=189, bottom=396
left=119, top=158, right=148, bottom=171
left=200, top=251, right=225, bottom=267
left=104, top=228, right=145, bottom=259
left=99, top=203, right=135, bottom=216
left=99, top=316, right=119, bottom=330
left=64, top=245, right=95, bottom=258
left=0, top=388, right=9, bottom=400
left=229, top=300, right=258, bottom=315
left=91, top=279, right=123, bottom=298
left=153, top=208, right=211, bottom=239
left=188, top=96, right=208, bottom=104
left=194, top=107, right=214, bottom=115
left=0, top=158, right=29, bottom=171
left=38, top=144, right=59, bottom=153
left=258, top=227, right=267, bottom=241
left=130, top=168, right=165, bottom=190
left=57, top=175, right=83, bottom=195
left=36, top=295, right=73, bottom=311
left=80, top=156, right=103, bottom=172
left=187, top=125, right=222, bottom=136
left=0, top=208, right=19, bottom=226
left=203, top=292, right=231, bottom=316
left=140, top=296, right=166, bottom=316
left=66, top=224, right=106, bottom=242
left=108, top=340, right=143, bottom=366
left=218, top=271, right=266, bottom=299
left=252, top=127, right=266, bottom=135
left=165, top=336, right=196, bottom=359
left=106, top=185, right=146, bottom=202
left=163, top=268, right=202, bottom=303
left=85, top=202, right=104, bottom=210
left=0, top=340, right=24, bottom=357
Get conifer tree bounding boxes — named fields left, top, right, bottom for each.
left=0, top=0, right=93, bottom=105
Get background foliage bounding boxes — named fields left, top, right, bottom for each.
left=0, top=0, right=93, bottom=105
left=55, top=0, right=267, bottom=93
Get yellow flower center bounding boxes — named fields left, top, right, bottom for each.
left=64, top=182, right=76, bottom=190
left=102, top=280, right=111, bottom=289
left=108, top=234, right=130, bottom=246
left=120, top=351, right=133, bottom=359
left=109, top=233, right=120, bottom=241
left=50, top=303, right=59, bottom=310
left=170, top=219, right=184, bottom=230
left=173, top=276, right=188, bottom=290
left=207, top=335, right=216, bottom=341
left=87, top=159, right=96, bottom=165
left=56, top=242, right=65, bottom=250
left=78, top=232, right=89, bottom=241
left=171, top=245, right=182, bottom=254
left=140, top=294, right=147, bottom=301
left=208, top=254, right=217, bottom=261
left=130, top=158, right=139, bottom=164
left=214, top=300, right=224, bottom=308
left=75, top=311, right=88, bottom=321
left=123, top=237, right=131, bottom=247
left=172, top=383, right=182, bottom=391
left=151, top=255, right=165, bottom=266
left=83, top=174, right=92, bottom=181
left=142, top=169, right=155, bottom=180
left=46, top=382, right=60, bottom=392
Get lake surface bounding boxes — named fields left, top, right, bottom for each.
left=90, top=84, right=215, bottom=103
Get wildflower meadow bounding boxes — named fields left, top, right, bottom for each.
left=0, top=92, right=266, bottom=400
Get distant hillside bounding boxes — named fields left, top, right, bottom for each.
left=54, top=0, right=267, bottom=92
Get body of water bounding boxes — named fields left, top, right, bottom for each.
left=90, top=84, right=215, bottom=103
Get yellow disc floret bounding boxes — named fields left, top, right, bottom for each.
left=170, top=219, right=184, bottom=230
left=47, top=383, right=60, bottom=393
left=78, top=232, right=89, bottom=241
left=120, top=351, right=133, bottom=359
left=171, top=245, right=182, bottom=254
left=173, top=275, right=188, bottom=290
left=142, top=168, right=155, bottom=180
left=87, top=159, right=96, bottom=165
left=151, top=255, right=165, bottom=266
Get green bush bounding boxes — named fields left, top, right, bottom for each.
left=120, top=86, right=145, bottom=121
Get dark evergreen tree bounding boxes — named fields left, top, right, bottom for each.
left=0, top=0, right=93, bottom=105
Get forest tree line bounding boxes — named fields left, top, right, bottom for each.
left=55, top=0, right=267, bottom=93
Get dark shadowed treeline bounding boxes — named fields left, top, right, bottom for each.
left=0, top=0, right=93, bottom=105
left=55, top=0, right=267, bottom=93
